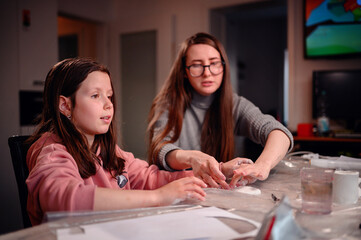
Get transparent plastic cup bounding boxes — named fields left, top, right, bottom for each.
left=300, top=167, right=334, bottom=214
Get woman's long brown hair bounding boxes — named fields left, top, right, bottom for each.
left=28, top=58, right=124, bottom=178
left=147, top=32, right=234, bottom=164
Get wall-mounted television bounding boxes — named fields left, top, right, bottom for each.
left=312, top=69, right=361, bottom=132
left=304, top=0, right=361, bottom=59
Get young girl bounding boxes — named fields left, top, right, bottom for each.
left=147, top=32, right=293, bottom=189
left=25, top=58, right=207, bottom=226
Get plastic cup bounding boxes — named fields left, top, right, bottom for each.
left=300, top=167, right=334, bottom=214
left=333, top=170, right=361, bottom=205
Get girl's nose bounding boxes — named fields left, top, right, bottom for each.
left=104, top=97, right=113, bottom=109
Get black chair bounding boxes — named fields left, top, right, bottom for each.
left=8, top=135, right=32, bottom=228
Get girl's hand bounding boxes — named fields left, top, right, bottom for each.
left=154, top=177, right=207, bottom=206
left=175, top=150, right=229, bottom=189
left=229, top=161, right=271, bottom=188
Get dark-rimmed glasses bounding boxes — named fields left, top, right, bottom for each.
left=185, top=61, right=225, bottom=77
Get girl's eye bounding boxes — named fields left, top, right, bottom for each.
left=108, top=95, right=112, bottom=100
left=91, top=94, right=99, bottom=99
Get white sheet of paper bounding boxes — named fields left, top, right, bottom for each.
left=57, top=207, right=260, bottom=240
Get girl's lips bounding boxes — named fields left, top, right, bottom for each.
left=101, top=116, right=112, bottom=123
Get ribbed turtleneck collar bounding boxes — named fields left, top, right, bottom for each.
left=191, top=90, right=215, bottom=109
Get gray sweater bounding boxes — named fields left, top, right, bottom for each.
left=154, top=91, right=294, bottom=171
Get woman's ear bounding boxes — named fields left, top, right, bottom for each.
left=59, top=95, right=72, bottom=117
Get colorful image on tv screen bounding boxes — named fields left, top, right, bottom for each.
left=305, top=0, right=361, bottom=58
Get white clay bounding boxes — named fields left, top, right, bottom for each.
left=233, top=186, right=261, bottom=195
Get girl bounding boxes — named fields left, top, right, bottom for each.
left=147, top=32, right=293, bottom=189
left=26, top=58, right=207, bottom=226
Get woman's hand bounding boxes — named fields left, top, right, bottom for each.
left=229, top=161, right=271, bottom=188
left=154, top=177, right=207, bottom=206
left=168, top=150, right=229, bottom=189
left=221, top=158, right=253, bottom=179
left=222, top=158, right=257, bottom=187
left=227, top=130, right=290, bottom=188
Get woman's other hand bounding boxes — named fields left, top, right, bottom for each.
left=222, top=158, right=257, bottom=188
left=228, top=130, right=290, bottom=188
left=167, top=150, right=229, bottom=189
left=221, top=158, right=253, bottom=179
left=154, top=176, right=207, bottom=206
left=229, top=161, right=271, bottom=188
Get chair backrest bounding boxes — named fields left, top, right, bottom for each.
left=8, top=135, right=32, bottom=228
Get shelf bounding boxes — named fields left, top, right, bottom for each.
left=294, top=136, right=361, bottom=142
left=293, top=136, right=361, bottom=158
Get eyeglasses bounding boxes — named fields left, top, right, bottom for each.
left=185, top=61, right=225, bottom=77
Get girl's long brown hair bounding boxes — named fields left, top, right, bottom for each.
left=28, top=58, right=124, bottom=178
left=147, top=32, right=234, bottom=164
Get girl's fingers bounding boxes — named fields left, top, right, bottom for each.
left=183, top=178, right=207, bottom=199
left=186, top=191, right=206, bottom=201
left=191, top=184, right=207, bottom=197
left=190, top=177, right=208, bottom=190
left=182, top=176, right=207, bottom=189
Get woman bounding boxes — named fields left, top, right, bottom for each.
left=147, top=32, right=293, bottom=189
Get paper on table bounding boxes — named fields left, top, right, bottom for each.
left=57, top=206, right=260, bottom=240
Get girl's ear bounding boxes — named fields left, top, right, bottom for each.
left=59, top=95, right=72, bottom=117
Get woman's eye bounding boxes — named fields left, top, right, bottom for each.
left=192, top=64, right=203, bottom=68
left=91, top=94, right=99, bottom=99
left=108, top=95, right=112, bottom=100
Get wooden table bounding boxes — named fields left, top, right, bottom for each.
left=1, top=157, right=360, bottom=239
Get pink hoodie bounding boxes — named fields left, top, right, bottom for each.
left=26, top=132, right=192, bottom=225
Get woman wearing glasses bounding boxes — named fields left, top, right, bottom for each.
left=147, top=32, right=293, bottom=189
